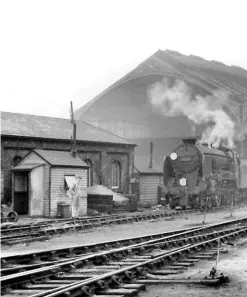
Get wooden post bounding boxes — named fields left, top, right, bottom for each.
left=230, top=191, right=234, bottom=218
left=215, top=237, right=220, bottom=270
left=70, top=101, right=77, bottom=151
left=185, top=174, right=188, bottom=208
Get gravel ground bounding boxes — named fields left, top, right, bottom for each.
left=141, top=239, right=247, bottom=297
left=2, top=207, right=247, bottom=257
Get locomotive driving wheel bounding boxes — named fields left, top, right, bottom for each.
left=199, top=196, right=212, bottom=212
left=214, top=188, right=222, bottom=207
left=199, top=200, right=205, bottom=212
left=229, top=188, right=240, bottom=206
left=233, top=191, right=241, bottom=205
left=207, top=197, right=213, bottom=210
left=223, top=190, right=231, bottom=206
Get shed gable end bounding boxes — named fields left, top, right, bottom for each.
left=18, top=152, right=47, bottom=166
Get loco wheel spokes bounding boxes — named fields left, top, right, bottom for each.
left=199, top=197, right=206, bottom=212
left=214, top=193, right=222, bottom=207
left=207, top=197, right=213, bottom=210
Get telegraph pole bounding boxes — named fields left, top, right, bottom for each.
left=70, top=101, right=77, bottom=154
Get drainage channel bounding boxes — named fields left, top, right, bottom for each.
left=1, top=218, right=247, bottom=296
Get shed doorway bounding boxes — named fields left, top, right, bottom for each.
left=12, top=164, right=44, bottom=216
left=13, top=172, right=29, bottom=214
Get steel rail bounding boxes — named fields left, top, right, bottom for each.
left=2, top=202, right=244, bottom=232
left=2, top=217, right=246, bottom=289
left=1, top=224, right=201, bottom=264
left=10, top=226, right=247, bottom=297
left=2, top=215, right=245, bottom=264
left=0, top=210, right=181, bottom=245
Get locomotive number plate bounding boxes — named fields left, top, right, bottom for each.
left=181, top=157, right=191, bottom=161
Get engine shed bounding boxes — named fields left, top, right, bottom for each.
left=11, top=149, right=89, bottom=217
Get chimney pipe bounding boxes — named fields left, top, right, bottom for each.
left=149, top=141, right=153, bottom=169
left=70, top=101, right=77, bottom=155
left=182, top=138, right=197, bottom=146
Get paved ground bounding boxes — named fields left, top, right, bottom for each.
left=2, top=206, right=247, bottom=256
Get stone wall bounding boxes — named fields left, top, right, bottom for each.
left=1, top=136, right=135, bottom=204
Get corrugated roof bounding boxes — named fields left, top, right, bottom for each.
left=33, top=150, right=89, bottom=167
left=134, top=138, right=183, bottom=173
left=1, top=111, right=134, bottom=146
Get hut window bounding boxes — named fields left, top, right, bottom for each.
left=64, top=175, right=76, bottom=190
left=112, top=161, right=121, bottom=189
left=85, top=159, right=93, bottom=187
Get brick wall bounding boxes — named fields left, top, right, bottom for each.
left=1, top=136, right=135, bottom=204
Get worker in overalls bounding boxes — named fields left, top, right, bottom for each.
left=67, top=177, right=80, bottom=217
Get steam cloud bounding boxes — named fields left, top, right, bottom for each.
left=148, top=78, right=236, bottom=149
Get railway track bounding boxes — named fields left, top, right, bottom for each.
left=1, top=217, right=247, bottom=297
left=2, top=204, right=244, bottom=246
left=0, top=225, right=204, bottom=276
left=0, top=209, right=193, bottom=245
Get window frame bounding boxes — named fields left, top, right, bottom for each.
left=64, top=175, right=76, bottom=191
left=111, top=161, right=121, bottom=189
left=85, top=159, right=93, bottom=187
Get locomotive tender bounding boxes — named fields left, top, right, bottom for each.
left=163, top=138, right=246, bottom=210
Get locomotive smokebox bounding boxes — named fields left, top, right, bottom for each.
left=182, top=138, right=198, bottom=146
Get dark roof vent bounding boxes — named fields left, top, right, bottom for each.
left=71, top=149, right=77, bottom=157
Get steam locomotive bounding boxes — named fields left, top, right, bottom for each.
left=163, top=138, right=246, bottom=210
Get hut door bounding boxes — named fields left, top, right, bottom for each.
left=14, top=172, right=29, bottom=214
left=29, top=166, right=44, bottom=216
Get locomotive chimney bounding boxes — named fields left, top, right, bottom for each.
left=182, top=138, right=197, bottom=145
left=149, top=141, right=153, bottom=169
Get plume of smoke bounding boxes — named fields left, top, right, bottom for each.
left=148, top=78, right=235, bottom=148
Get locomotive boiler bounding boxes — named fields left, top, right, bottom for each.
left=163, top=138, right=245, bottom=210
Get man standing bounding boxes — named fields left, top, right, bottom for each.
left=73, top=177, right=81, bottom=217
left=67, top=177, right=81, bottom=217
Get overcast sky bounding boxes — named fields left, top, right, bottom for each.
left=0, top=0, right=246, bottom=119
